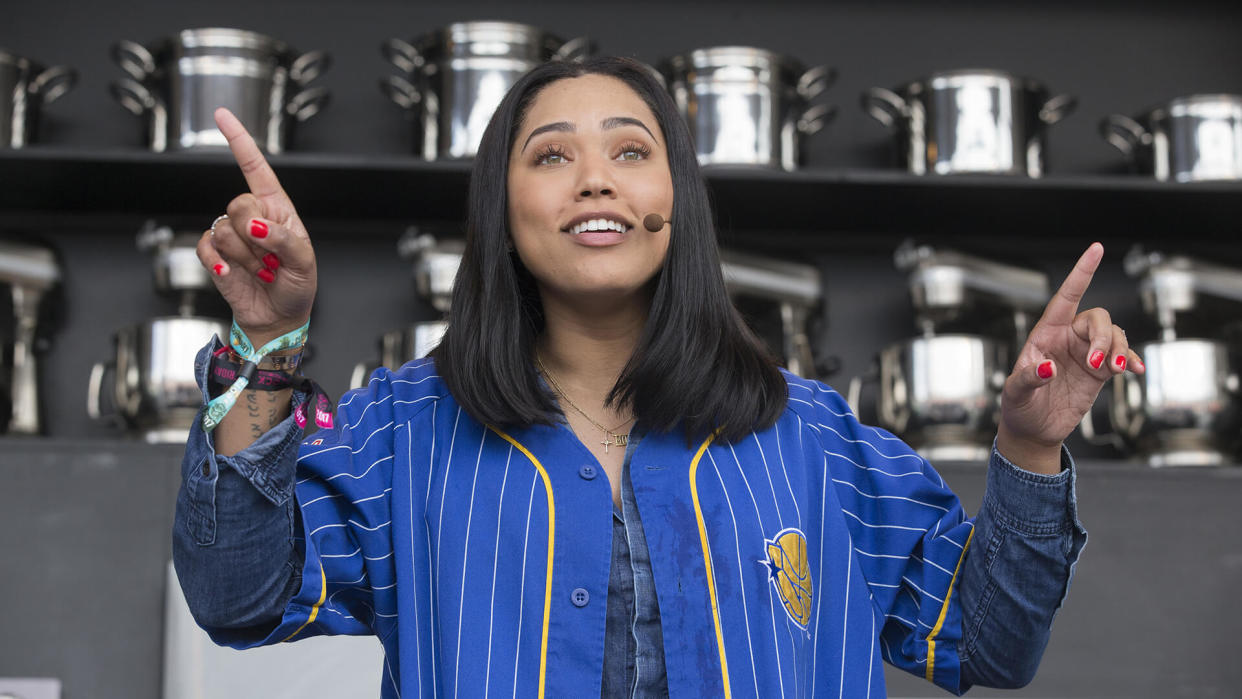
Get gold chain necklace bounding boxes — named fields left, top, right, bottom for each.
left=535, top=354, right=632, bottom=453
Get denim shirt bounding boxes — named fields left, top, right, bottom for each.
left=175, top=340, right=1088, bottom=694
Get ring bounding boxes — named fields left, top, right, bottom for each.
left=210, top=214, right=229, bottom=236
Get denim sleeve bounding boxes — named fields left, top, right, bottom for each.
left=956, top=441, right=1088, bottom=690
left=172, top=337, right=307, bottom=640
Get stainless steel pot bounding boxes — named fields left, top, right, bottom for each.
left=350, top=322, right=449, bottom=389
left=662, top=47, right=835, bottom=171
left=89, top=317, right=227, bottom=443
left=110, top=28, right=331, bottom=153
left=1083, top=339, right=1241, bottom=466
left=850, top=334, right=1008, bottom=462
left=863, top=69, right=1075, bottom=177
left=381, top=21, right=591, bottom=160
left=0, top=50, right=77, bottom=148
left=1102, top=94, right=1242, bottom=182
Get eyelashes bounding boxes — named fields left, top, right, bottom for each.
left=531, top=140, right=653, bottom=165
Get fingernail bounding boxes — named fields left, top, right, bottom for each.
left=212, top=263, right=224, bottom=276
left=1136, top=357, right=1145, bottom=372
left=257, top=268, right=276, bottom=283
left=250, top=220, right=268, bottom=238
left=1037, top=360, right=1054, bottom=380
left=1114, top=355, right=1126, bottom=371
left=262, top=253, right=280, bottom=271
left=1089, top=350, right=1105, bottom=370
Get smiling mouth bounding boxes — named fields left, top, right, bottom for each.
left=563, top=218, right=633, bottom=235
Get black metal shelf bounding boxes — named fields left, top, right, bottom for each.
left=4, top=146, right=1241, bottom=238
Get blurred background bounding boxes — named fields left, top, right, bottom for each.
left=2, top=1, right=1240, bottom=697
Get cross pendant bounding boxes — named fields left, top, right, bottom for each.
left=601, top=436, right=611, bottom=453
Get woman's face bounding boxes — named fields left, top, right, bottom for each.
left=507, top=74, right=674, bottom=308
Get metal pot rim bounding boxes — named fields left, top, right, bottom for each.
left=665, top=46, right=807, bottom=75
left=895, top=68, right=1051, bottom=95
left=141, top=28, right=296, bottom=61
left=409, top=21, right=568, bottom=57
left=1137, top=93, right=1242, bottom=121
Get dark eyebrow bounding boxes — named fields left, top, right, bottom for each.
left=519, top=116, right=659, bottom=154
left=520, top=121, right=574, bottom=153
left=602, top=116, right=657, bottom=142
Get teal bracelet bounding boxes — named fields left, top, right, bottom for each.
left=202, top=319, right=310, bottom=432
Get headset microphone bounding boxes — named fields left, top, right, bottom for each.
left=643, top=213, right=668, bottom=232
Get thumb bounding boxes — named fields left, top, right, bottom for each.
left=1008, top=358, right=1056, bottom=403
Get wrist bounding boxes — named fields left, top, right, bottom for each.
left=234, top=317, right=310, bottom=352
left=995, top=423, right=1063, bottom=475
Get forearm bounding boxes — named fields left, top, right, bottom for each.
left=215, top=386, right=293, bottom=456
left=958, top=444, right=1087, bottom=689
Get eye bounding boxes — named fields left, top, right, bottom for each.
left=533, top=144, right=568, bottom=166
left=615, top=141, right=652, bottom=161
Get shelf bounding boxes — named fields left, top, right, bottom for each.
left=4, top=146, right=1242, bottom=237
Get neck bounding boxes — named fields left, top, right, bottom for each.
left=536, top=290, right=649, bottom=405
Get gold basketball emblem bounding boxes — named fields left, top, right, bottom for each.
left=764, top=527, right=813, bottom=628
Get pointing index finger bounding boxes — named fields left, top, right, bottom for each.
left=214, top=107, right=288, bottom=204
left=1041, top=242, right=1104, bottom=325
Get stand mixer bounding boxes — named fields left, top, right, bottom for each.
left=0, top=239, right=61, bottom=434
left=351, top=228, right=459, bottom=388
left=88, top=222, right=228, bottom=443
left=1081, top=248, right=1242, bottom=466
left=719, top=249, right=825, bottom=378
left=850, top=241, right=1050, bottom=462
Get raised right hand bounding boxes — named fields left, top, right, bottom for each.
left=197, top=107, right=317, bottom=347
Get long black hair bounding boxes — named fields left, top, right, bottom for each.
left=431, top=56, right=787, bottom=443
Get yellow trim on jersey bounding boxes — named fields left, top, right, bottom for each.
left=281, top=562, right=327, bottom=642
left=689, top=431, right=731, bottom=698
left=488, top=426, right=555, bottom=699
left=925, top=527, right=975, bottom=683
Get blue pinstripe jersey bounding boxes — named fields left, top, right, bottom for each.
left=236, top=359, right=977, bottom=697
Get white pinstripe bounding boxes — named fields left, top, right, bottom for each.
left=342, top=395, right=392, bottom=431
left=452, top=429, right=488, bottom=698
left=841, top=508, right=925, bottom=532
left=352, top=489, right=392, bottom=506
left=706, top=450, right=761, bottom=698
left=810, top=454, right=828, bottom=698
left=772, top=423, right=802, bottom=524
left=724, top=444, right=788, bottom=698
left=826, top=450, right=925, bottom=478
left=483, top=445, right=514, bottom=698
left=298, top=421, right=396, bottom=461
left=325, top=455, right=394, bottom=482
left=512, top=474, right=538, bottom=699
left=901, top=576, right=945, bottom=605
left=839, top=534, right=853, bottom=699
left=816, top=423, right=923, bottom=461
left=405, top=418, right=423, bottom=699
left=831, top=478, right=950, bottom=512
left=866, top=612, right=876, bottom=698
left=339, top=371, right=439, bottom=407
left=427, top=402, right=441, bottom=699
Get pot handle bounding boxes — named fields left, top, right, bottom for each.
left=29, top=65, right=78, bottom=105
left=109, top=78, right=156, bottom=116
left=291, top=50, right=332, bottom=84
left=87, top=360, right=117, bottom=422
left=796, top=65, right=837, bottom=101
left=552, top=36, right=593, bottom=63
left=379, top=74, right=421, bottom=111
left=111, top=39, right=155, bottom=81
left=382, top=38, right=423, bottom=73
left=1100, top=114, right=1150, bottom=157
left=287, top=86, right=331, bottom=122
left=797, top=103, right=837, bottom=137
left=1039, top=93, right=1077, bottom=125
left=861, top=87, right=907, bottom=129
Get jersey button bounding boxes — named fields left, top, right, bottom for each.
left=578, top=464, right=597, bottom=480
left=570, top=587, right=590, bottom=607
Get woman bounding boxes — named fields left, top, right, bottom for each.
left=178, top=56, right=1140, bottom=697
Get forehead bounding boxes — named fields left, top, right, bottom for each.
left=518, top=74, right=659, bottom=136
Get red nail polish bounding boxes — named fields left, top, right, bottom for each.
left=262, top=253, right=280, bottom=270
left=1037, top=360, right=1054, bottom=379
left=1089, top=351, right=1105, bottom=370
left=250, top=220, right=268, bottom=238
left=257, top=268, right=276, bottom=283
left=212, top=263, right=224, bottom=276
left=1136, top=357, right=1145, bottom=372
left=1115, top=355, right=1126, bottom=371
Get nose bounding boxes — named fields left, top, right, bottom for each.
left=574, top=152, right=616, bottom=199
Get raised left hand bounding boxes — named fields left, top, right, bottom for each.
left=996, top=242, right=1145, bottom=473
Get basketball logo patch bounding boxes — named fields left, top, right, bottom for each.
left=763, top=527, right=813, bottom=629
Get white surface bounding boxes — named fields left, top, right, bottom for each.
left=163, top=562, right=385, bottom=699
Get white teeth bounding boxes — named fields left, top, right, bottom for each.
left=569, top=219, right=628, bottom=235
